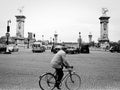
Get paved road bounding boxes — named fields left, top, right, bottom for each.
left=0, top=49, right=120, bottom=90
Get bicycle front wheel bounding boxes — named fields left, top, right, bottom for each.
left=39, top=73, right=56, bottom=90
left=65, top=73, right=81, bottom=90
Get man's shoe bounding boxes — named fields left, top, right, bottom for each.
left=55, top=84, right=61, bottom=90
left=56, top=86, right=61, bottom=90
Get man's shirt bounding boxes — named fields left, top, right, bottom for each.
left=51, top=50, right=69, bottom=69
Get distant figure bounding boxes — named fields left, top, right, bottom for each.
left=105, top=45, right=109, bottom=51
left=51, top=45, right=54, bottom=52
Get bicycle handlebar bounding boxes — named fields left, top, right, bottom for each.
left=70, top=66, right=73, bottom=69
left=63, top=66, right=74, bottom=72
left=65, top=66, right=73, bottom=69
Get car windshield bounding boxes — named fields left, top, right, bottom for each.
left=67, top=47, right=75, bottom=49
left=55, top=45, right=63, bottom=49
left=33, top=44, right=41, bottom=47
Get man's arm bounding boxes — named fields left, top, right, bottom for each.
left=61, top=54, right=70, bottom=68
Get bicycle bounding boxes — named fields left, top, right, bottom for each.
left=39, top=66, right=81, bottom=90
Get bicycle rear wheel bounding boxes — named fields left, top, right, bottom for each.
left=39, top=73, right=56, bottom=90
left=65, top=73, right=81, bottom=90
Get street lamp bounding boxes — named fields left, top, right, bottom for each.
left=51, top=38, right=55, bottom=52
left=27, top=38, right=30, bottom=48
left=33, top=34, right=35, bottom=39
left=78, top=32, right=82, bottom=49
left=42, top=35, right=44, bottom=41
left=53, top=38, right=54, bottom=47
left=33, top=34, right=36, bottom=42
left=27, top=32, right=30, bottom=48
left=6, top=20, right=11, bottom=45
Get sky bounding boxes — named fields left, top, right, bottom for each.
left=0, top=0, right=120, bottom=42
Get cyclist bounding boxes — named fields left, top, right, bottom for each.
left=50, top=45, right=71, bottom=90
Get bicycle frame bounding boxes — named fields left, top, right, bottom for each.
left=53, top=69, right=74, bottom=83
left=63, top=70, right=73, bottom=81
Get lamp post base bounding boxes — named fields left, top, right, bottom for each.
left=5, top=45, right=11, bottom=54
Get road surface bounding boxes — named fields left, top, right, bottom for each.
left=0, top=49, right=120, bottom=90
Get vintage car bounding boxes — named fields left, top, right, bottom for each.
left=13, top=45, right=19, bottom=52
left=51, top=45, right=63, bottom=54
left=7, top=44, right=19, bottom=52
left=109, top=45, right=120, bottom=53
left=66, top=46, right=78, bottom=54
left=0, top=44, right=6, bottom=54
left=80, top=44, right=90, bottom=53
left=32, top=42, right=45, bottom=53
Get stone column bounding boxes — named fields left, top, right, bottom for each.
left=15, top=15, right=26, bottom=45
left=98, top=8, right=110, bottom=44
left=15, top=15, right=26, bottom=38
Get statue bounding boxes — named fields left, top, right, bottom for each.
left=17, top=6, right=24, bottom=15
left=102, top=8, right=108, bottom=16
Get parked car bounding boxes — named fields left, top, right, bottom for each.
left=66, top=46, right=78, bottom=54
left=13, top=45, right=19, bottom=52
left=109, top=45, right=120, bottom=53
left=52, top=45, right=63, bottom=54
left=0, top=44, right=6, bottom=54
left=7, top=44, right=19, bottom=52
left=7, top=45, right=14, bottom=52
left=80, top=44, right=90, bottom=53
left=32, top=42, right=45, bottom=53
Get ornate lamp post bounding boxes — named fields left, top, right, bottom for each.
left=53, top=38, right=55, bottom=47
left=88, top=32, right=92, bottom=44
left=51, top=38, right=55, bottom=52
left=27, top=32, right=30, bottom=48
left=33, top=34, right=36, bottom=42
left=42, top=35, right=44, bottom=41
left=33, top=34, right=35, bottom=39
left=78, top=32, right=82, bottom=49
left=6, top=20, right=11, bottom=45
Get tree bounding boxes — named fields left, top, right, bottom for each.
left=0, top=36, right=6, bottom=44
left=0, top=36, right=16, bottom=44
left=118, top=40, right=120, bottom=45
